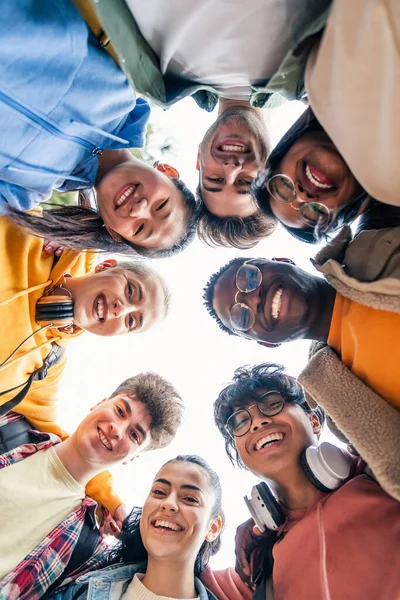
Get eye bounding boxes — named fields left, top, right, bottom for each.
left=130, top=429, right=139, bottom=442
left=151, top=488, right=166, bottom=497
left=183, top=496, right=199, bottom=504
left=127, top=281, right=134, bottom=300
left=207, top=177, right=224, bottom=184
left=128, top=314, right=136, bottom=332
left=116, top=405, right=124, bottom=417
left=238, top=179, right=251, bottom=186
left=133, top=223, right=144, bottom=237
left=155, top=198, right=169, bottom=212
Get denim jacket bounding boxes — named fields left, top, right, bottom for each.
left=49, top=562, right=218, bottom=600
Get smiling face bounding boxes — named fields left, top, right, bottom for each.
left=268, top=131, right=362, bottom=230
left=66, top=263, right=166, bottom=336
left=212, top=258, right=333, bottom=344
left=73, top=395, right=151, bottom=470
left=140, top=461, right=220, bottom=566
left=198, top=108, right=269, bottom=218
left=96, top=159, right=187, bottom=250
left=233, top=398, right=319, bottom=480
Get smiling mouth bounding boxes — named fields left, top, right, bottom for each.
left=152, top=519, right=183, bottom=532
left=98, top=428, right=112, bottom=451
left=304, top=163, right=335, bottom=191
left=93, top=294, right=107, bottom=323
left=114, top=184, right=138, bottom=209
left=218, top=142, right=250, bottom=154
left=255, top=432, right=284, bottom=451
left=271, top=286, right=283, bottom=322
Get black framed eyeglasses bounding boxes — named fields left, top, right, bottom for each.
left=266, top=174, right=332, bottom=231
left=230, top=261, right=262, bottom=332
left=224, top=391, right=285, bottom=438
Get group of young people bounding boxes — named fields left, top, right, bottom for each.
left=1, top=0, right=399, bottom=599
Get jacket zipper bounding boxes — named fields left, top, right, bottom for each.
left=0, top=89, right=94, bottom=152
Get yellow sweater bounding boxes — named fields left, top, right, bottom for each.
left=0, top=215, right=122, bottom=514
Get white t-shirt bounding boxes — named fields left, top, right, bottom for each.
left=126, top=0, right=330, bottom=99
left=0, top=446, right=85, bottom=578
left=121, top=573, right=200, bottom=600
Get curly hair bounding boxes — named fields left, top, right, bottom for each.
left=214, top=362, right=325, bottom=468
left=202, top=257, right=246, bottom=337
left=105, top=455, right=224, bottom=577
left=196, top=185, right=276, bottom=249
left=110, top=373, right=184, bottom=451
left=8, top=177, right=198, bottom=258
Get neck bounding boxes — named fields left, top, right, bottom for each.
left=95, top=149, right=134, bottom=186
left=141, top=556, right=197, bottom=599
left=218, top=98, right=264, bottom=119
left=270, top=467, right=320, bottom=511
left=308, top=279, right=336, bottom=342
left=54, top=436, right=100, bottom=486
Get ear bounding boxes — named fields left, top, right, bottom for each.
left=196, top=148, right=200, bottom=171
left=257, top=341, right=281, bottom=349
left=94, top=259, right=117, bottom=273
left=104, top=225, right=122, bottom=243
left=90, top=398, right=108, bottom=412
left=271, top=257, right=295, bottom=265
left=205, top=516, right=223, bottom=542
left=153, top=161, right=179, bottom=180
left=310, top=413, right=322, bottom=436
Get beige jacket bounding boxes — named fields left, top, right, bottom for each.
left=305, top=0, right=400, bottom=208
left=299, top=226, right=400, bottom=502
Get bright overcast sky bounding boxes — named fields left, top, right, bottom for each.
left=58, top=98, right=341, bottom=568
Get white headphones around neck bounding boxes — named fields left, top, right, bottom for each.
left=244, top=442, right=352, bottom=531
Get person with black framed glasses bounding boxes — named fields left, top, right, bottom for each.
left=251, top=108, right=400, bottom=244
left=203, top=237, right=400, bottom=502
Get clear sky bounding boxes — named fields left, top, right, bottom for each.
left=58, top=98, right=341, bottom=567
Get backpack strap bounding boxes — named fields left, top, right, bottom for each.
left=0, top=344, right=66, bottom=416
left=73, top=0, right=119, bottom=64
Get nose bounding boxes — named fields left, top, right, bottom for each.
left=222, top=161, right=242, bottom=185
left=251, top=409, right=273, bottom=432
left=111, top=298, right=131, bottom=319
left=236, top=286, right=260, bottom=314
left=291, top=182, right=317, bottom=207
left=129, top=197, right=150, bottom=218
left=161, top=493, right=179, bottom=513
left=109, top=422, right=122, bottom=440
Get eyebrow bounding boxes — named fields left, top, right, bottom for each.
left=203, top=184, right=251, bottom=196
left=154, top=478, right=203, bottom=493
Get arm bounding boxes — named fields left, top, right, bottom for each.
left=202, top=566, right=252, bottom=600
left=299, top=344, right=400, bottom=501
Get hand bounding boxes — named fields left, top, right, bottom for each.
left=43, top=238, right=64, bottom=256
left=99, top=504, right=128, bottom=538
left=234, top=518, right=264, bottom=585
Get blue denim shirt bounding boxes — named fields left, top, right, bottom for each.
left=0, top=0, right=150, bottom=214
left=50, top=562, right=217, bottom=600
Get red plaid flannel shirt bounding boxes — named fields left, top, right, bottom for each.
left=0, top=418, right=107, bottom=599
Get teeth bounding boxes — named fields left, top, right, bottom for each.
left=154, top=520, right=182, bottom=532
left=221, top=144, right=246, bottom=152
left=116, top=185, right=135, bottom=207
left=98, top=429, right=112, bottom=450
left=305, top=165, right=333, bottom=189
left=256, top=432, right=284, bottom=451
left=96, top=296, right=104, bottom=321
left=271, top=287, right=283, bottom=321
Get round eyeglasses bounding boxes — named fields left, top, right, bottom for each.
left=266, top=174, right=332, bottom=231
left=224, top=391, right=285, bottom=438
left=230, top=261, right=262, bottom=332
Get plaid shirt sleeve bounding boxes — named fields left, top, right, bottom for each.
left=0, top=421, right=107, bottom=599
left=0, top=498, right=107, bottom=600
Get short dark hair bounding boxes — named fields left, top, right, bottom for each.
left=110, top=373, right=184, bottom=451
left=196, top=185, right=277, bottom=249
left=8, top=177, right=197, bottom=258
left=214, top=362, right=325, bottom=468
left=202, top=257, right=245, bottom=337
left=105, top=455, right=224, bottom=577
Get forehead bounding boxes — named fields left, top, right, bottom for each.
left=111, top=395, right=151, bottom=422
left=212, top=261, right=247, bottom=328
left=153, top=461, right=211, bottom=493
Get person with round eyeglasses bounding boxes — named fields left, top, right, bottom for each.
left=251, top=108, right=400, bottom=244
left=224, top=390, right=286, bottom=438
